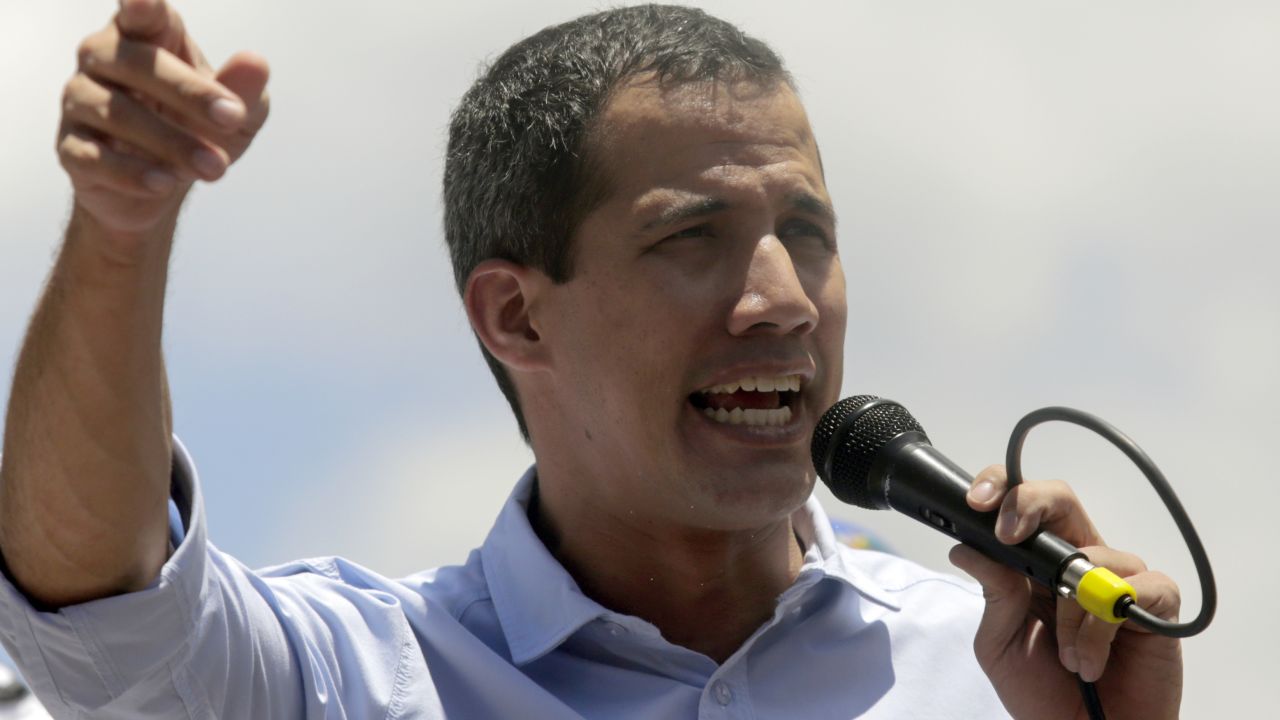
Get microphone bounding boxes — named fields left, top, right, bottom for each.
left=811, top=395, right=1136, bottom=623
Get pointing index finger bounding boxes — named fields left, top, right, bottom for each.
left=115, top=0, right=208, bottom=70
left=117, top=0, right=179, bottom=41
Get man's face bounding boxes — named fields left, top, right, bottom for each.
left=533, top=78, right=846, bottom=532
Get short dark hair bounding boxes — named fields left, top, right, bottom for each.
left=443, top=4, right=791, bottom=441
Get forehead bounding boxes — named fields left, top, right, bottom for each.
left=586, top=77, right=825, bottom=202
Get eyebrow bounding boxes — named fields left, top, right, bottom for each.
left=787, top=192, right=838, bottom=229
left=640, top=192, right=838, bottom=233
left=641, top=196, right=729, bottom=232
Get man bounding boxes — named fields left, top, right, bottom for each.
left=0, top=0, right=1182, bottom=717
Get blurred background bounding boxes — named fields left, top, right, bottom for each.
left=2, top=0, right=1276, bottom=715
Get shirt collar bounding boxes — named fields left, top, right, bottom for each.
left=791, top=493, right=902, bottom=613
left=481, top=467, right=900, bottom=666
left=480, top=467, right=606, bottom=665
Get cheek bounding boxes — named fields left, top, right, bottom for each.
left=814, top=262, right=848, bottom=372
left=559, top=278, right=688, bottom=391
left=588, top=264, right=720, bottom=339
left=802, top=256, right=847, bottom=324
left=821, top=273, right=848, bottom=336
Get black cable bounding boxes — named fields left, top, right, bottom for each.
left=1004, top=406, right=1218, bottom=719
left=1076, top=674, right=1106, bottom=720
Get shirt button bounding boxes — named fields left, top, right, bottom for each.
left=604, top=621, right=626, bottom=637
left=713, top=681, right=733, bottom=706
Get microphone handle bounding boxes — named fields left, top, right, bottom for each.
left=872, top=434, right=1085, bottom=590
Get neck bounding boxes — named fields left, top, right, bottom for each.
left=530, top=479, right=807, bottom=664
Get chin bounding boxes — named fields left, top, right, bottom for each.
left=684, top=460, right=817, bottom=530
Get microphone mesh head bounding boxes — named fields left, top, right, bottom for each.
left=810, top=395, right=928, bottom=508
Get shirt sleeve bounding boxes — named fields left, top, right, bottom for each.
left=0, top=438, right=308, bottom=719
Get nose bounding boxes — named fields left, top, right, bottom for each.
left=727, top=235, right=820, bottom=336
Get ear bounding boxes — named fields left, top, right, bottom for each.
left=464, top=259, right=553, bottom=373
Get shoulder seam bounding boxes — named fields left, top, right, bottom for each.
left=382, top=639, right=417, bottom=720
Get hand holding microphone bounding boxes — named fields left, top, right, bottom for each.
left=814, top=397, right=1136, bottom=624
left=812, top=395, right=1212, bottom=720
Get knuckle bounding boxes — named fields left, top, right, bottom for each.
left=1016, top=479, right=1072, bottom=513
left=1055, top=613, right=1077, bottom=636
left=1085, top=546, right=1147, bottom=575
left=76, top=33, right=111, bottom=70
left=1007, top=485, right=1034, bottom=511
left=175, top=78, right=216, bottom=108
left=98, top=89, right=120, bottom=118
left=61, top=83, right=77, bottom=115
left=1047, top=478, right=1077, bottom=499
left=59, top=136, right=98, bottom=167
left=63, top=76, right=105, bottom=120
left=978, top=465, right=1006, bottom=481
left=56, top=142, right=76, bottom=170
left=75, top=39, right=95, bottom=68
left=1149, top=572, right=1183, bottom=613
left=64, top=72, right=90, bottom=98
left=86, top=94, right=114, bottom=125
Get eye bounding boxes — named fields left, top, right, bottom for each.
left=778, top=219, right=834, bottom=250
left=663, top=224, right=713, bottom=242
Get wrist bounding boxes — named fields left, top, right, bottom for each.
left=68, top=199, right=182, bottom=271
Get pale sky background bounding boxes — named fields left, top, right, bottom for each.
left=2, top=0, right=1277, bottom=716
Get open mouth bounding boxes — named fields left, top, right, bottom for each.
left=688, top=374, right=802, bottom=427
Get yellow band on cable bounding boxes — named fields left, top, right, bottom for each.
left=1077, top=567, right=1137, bottom=623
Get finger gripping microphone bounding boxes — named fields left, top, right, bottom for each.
left=811, top=395, right=1135, bottom=622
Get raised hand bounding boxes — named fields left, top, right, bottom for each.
left=0, top=1, right=271, bottom=609
left=57, top=0, right=269, bottom=253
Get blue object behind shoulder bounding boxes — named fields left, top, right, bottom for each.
left=830, top=518, right=895, bottom=554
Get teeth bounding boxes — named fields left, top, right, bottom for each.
left=703, top=406, right=793, bottom=426
left=698, top=374, right=802, bottom=395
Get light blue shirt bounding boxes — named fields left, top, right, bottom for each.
left=0, top=439, right=1009, bottom=718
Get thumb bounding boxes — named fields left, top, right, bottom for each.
left=949, top=544, right=1033, bottom=661
left=213, top=52, right=271, bottom=162
left=216, top=52, right=270, bottom=104
left=215, top=52, right=270, bottom=132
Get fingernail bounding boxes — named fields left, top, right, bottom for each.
left=995, top=509, right=1016, bottom=540
left=192, top=148, right=224, bottom=179
left=1012, top=516, right=1030, bottom=541
left=143, top=169, right=176, bottom=193
left=1079, top=657, right=1100, bottom=682
left=970, top=479, right=998, bottom=504
left=1061, top=646, right=1079, bottom=673
left=208, top=97, right=245, bottom=129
